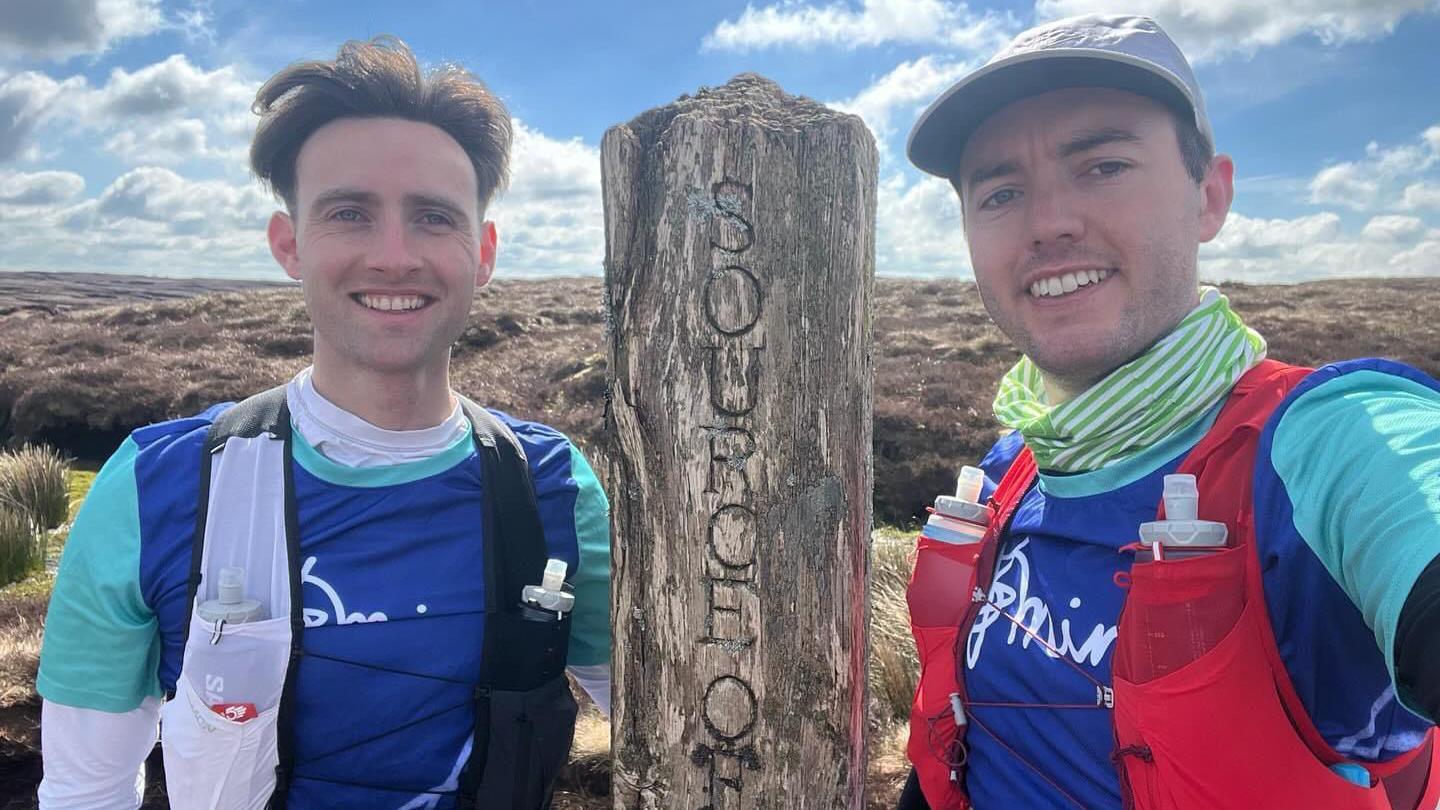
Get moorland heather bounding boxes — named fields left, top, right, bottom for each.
left=4, top=275, right=1439, bottom=523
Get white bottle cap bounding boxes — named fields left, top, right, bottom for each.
left=1138, top=474, right=1227, bottom=549
left=217, top=566, right=245, bottom=604
left=1162, top=474, right=1199, bottom=521
left=955, top=466, right=985, bottom=503
left=541, top=559, right=568, bottom=592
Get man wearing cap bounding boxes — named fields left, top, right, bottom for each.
left=899, top=13, right=1440, bottom=810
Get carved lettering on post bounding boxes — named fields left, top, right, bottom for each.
left=705, top=427, right=755, bottom=497
left=695, top=178, right=764, bottom=794
left=607, top=74, right=875, bottom=809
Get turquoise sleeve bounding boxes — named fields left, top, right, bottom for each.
left=36, top=439, right=163, bottom=712
left=566, top=445, right=611, bottom=668
left=1270, top=370, right=1440, bottom=693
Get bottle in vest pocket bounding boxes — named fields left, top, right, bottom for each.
left=1123, top=474, right=1242, bottom=681
left=194, top=566, right=265, bottom=722
left=521, top=558, right=574, bottom=621
left=907, top=466, right=993, bottom=627
left=1133, top=475, right=1228, bottom=562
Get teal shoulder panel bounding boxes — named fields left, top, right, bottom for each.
left=1270, top=369, right=1440, bottom=687
left=565, top=444, right=611, bottom=668
left=36, top=438, right=163, bottom=712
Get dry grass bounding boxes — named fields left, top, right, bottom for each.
left=8, top=276, right=1438, bottom=524
left=0, top=595, right=44, bottom=713
left=0, top=513, right=41, bottom=592
left=0, top=446, right=70, bottom=532
left=870, top=532, right=919, bottom=726
left=4, top=274, right=1440, bottom=805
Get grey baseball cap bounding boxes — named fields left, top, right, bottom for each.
left=906, top=13, right=1212, bottom=179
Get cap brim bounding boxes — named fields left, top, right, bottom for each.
left=906, top=50, right=1201, bottom=179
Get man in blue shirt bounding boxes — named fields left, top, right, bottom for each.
left=900, top=13, right=1440, bottom=809
left=37, top=38, right=609, bottom=809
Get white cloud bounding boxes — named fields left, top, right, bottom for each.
left=0, top=54, right=258, bottom=175
left=875, top=173, right=969, bottom=274
left=1402, top=182, right=1440, bottom=210
left=829, top=55, right=978, bottom=145
left=0, top=170, right=84, bottom=206
left=88, top=54, right=252, bottom=119
left=104, top=119, right=211, bottom=164
left=0, top=0, right=164, bottom=61
left=1309, top=125, right=1440, bottom=211
left=1207, top=211, right=1344, bottom=254
left=1202, top=211, right=1439, bottom=281
left=1035, top=0, right=1436, bottom=62
left=0, top=71, right=84, bottom=162
left=1361, top=214, right=1425, bottom=241
left=484, top=120, right=605, bottom=276
left=703, top=0, right=1016, bottom=53
left=1308, top=164, right=1382, bottom=210
left=0, top=167, right=275, bottom=278
left=84, top=167, right=270, bottom=232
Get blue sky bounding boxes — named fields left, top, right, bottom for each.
left=2, top=0, right=1438, bottom=281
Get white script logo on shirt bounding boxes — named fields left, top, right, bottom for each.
left=301, top=556, right=389, bottom=627
left=966, top=539, right=1117, bottom=670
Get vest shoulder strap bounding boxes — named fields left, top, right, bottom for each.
left=187, top=385, right=292, bottom=618
left=456, top=399, right=574, bottom=808
left=456, top=398, right=549, bottom=618
left=187, top=385, right=303, bottom=809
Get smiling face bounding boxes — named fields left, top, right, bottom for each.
left=266, top=116, right=497, bottom=381
left=958, top=87, right=1233, bottom=399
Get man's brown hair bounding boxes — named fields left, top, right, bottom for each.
left=250, top=36, right=512, bottom=215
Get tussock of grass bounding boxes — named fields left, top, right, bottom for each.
left=0, top=510, right=42, bottom=591
left=871, top=534, right=919, bottom=725
left=0, top=445, right=71, bottom=532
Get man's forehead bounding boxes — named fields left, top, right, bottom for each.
left=294, top=117, right=478, bottom=207
left=959, top=87, right=1167, bottom=170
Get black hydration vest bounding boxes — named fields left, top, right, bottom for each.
left=181, top=386, right=578, bottom=809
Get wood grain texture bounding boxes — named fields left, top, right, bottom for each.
left=603, top=74, right=877, bottom=809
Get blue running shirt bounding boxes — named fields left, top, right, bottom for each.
left=962, top=360, right=1440, bottom=809
left=39, top=401, right=609, bottom=808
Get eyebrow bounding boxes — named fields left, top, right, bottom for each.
left=1058, top=127, right=1142, bottom=157
left=309, top=188, right=378, bottom=214
left=407, top=193, right=471, bottom=228
left=308, top=188, right=472, bottom=227
left=965, top=160, right=1020, bottom=193
left=964, top=127, right=1144, bottom=193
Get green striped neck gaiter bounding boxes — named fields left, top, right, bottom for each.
left=993, top=287, right=1267, bottom=473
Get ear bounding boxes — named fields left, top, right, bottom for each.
left=267, top=211, right=302, bottom=281
left=476, top=220, right=498, bottom=287
left=1197, top=154, right=1235, bottom=244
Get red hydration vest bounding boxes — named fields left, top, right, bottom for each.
left=906, top=360, right=1440, bottom=809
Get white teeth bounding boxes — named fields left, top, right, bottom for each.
left=1029, top=270, right=1111, bottom=299
left=360, top=294, right=426, bottom=311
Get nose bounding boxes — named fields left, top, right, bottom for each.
left=1025, top=178, right=1085, bottom=247
left=369, top=214, right=421, bottom=277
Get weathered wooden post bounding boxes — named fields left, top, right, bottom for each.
left=603, top=74, right=876, bottom=809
